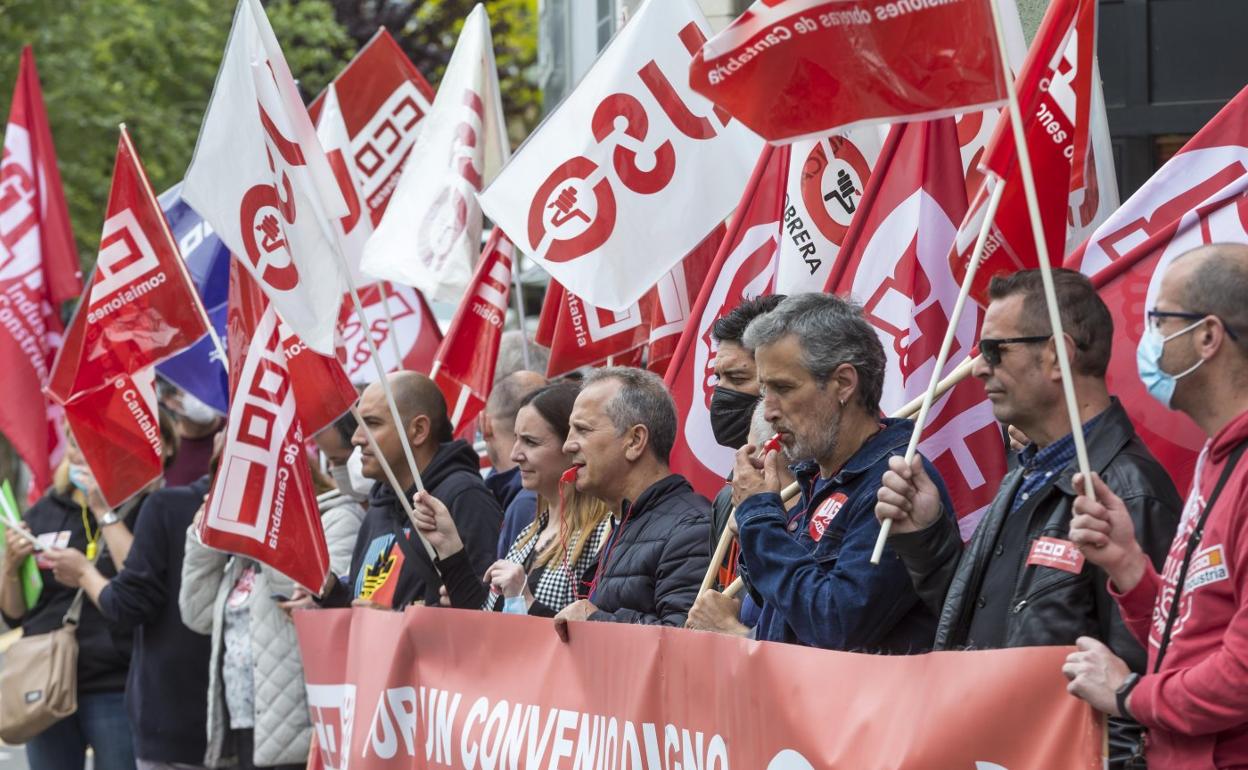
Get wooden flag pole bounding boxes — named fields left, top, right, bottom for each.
left=868, top=180, right=1007, bottom=565
left=987, top=0, right=1094, bottom=498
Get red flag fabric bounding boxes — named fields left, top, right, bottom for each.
left=689, top=0, right=1008, bottom=144
left=534, top=278, right=564, bottom=349
left=47, top=129, right=209, bottom=402
left=0, top=46, right=82, bottom=495
left=950, top=0, right=1098, bottom=304
left=1066, top=86, right=1248, bottom=495
left=431, top=230, right=516, bottom=431
left=336, top=282, right=441, bottom=384
left=229, top=263, right=358, bottom=436
left=646, top=223, right=725, bottom=374
left=296, top=608, right=1103, bottom=770
left=825, top=119, right=1007, bottom=534
left=666, top=145, right=788, bottom=500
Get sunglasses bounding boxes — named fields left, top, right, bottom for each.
left=1146, top=310, right=1239, bottom=341
left=977, top=335, right=1051, bottom=367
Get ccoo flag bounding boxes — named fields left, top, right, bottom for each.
left=183, top=0, right=349, bottom=355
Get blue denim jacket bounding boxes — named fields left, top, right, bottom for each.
left=736, top=418, right=953, bottom=651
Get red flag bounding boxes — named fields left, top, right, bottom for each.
left=1066, top=86, right=1248, bottom=495
left=666, top=145, right=788, bottom=499
left=229, top=263, right=358, bottom=436
left=0, top=46, right=82, bottom=495
left=47, top=128, right=209, bottom=402
left=45, top=128, right=210, bottom=506
left=336, top=282, right=442, bottom=384
left=689, top=0, right=1007, bottom=144
left=546, top=290, right=648, bottom=378
left=950, top=0, right=1098, bottom=303
left=534, top=279, right=564, bottom=349
left=646, top=223, right=725, bottom=374
left=826, top=119, right=1007, bottom=534
left=431, top=230, right=516, bottom=431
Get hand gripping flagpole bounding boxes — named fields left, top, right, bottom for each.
left=987, top=0, right=1095, bottom=500
left=869, top=181, right=1006, bottom=565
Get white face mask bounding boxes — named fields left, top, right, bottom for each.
left=176, top=391, right=220, bottom=425
left=331, top=447, right=374, bottom=501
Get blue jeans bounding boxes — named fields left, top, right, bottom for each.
left=24, top=691, right=137, bottom=770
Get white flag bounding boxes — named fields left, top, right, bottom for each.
left=478, top=0, right=762, bottom=312
left=316, top=84, right=373, bottom=287
left=183, top=0, right=348, bottom=355
left=360, top=3, right=508, bottom=305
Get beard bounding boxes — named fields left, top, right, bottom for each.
left=781, top=397, right=843, bottom=464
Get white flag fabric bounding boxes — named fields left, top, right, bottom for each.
left=360, top=3, right=508, bottom=305
left=183, top=0, right=348, bottom=355
left=478, top=0, right=762, bottom=312
left=316, top=83, right=373, bottom=287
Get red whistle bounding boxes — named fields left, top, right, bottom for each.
left=762, top=434, right=782, bottom=454
left=560, top=467, right=579, bottom=484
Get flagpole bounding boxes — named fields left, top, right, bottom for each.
left=378, top=281, right=406, bottom=368
left=511, top=250, right=532, bottom=370
left=350, top=405, right=439, bottom=563
left=988, top=0, right=1094, bottom=498
left=121, top=123, right=229, bottom=373
left=869, top=181, right=1006, bottom=564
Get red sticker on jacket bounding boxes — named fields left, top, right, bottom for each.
left=1026, top=536, right=1085, bottom=574
left=808, top=493, right=848, bottom=541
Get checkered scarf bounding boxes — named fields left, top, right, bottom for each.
left=486, top=512, right=612, bottom=612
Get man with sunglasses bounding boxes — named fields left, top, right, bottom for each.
left=1064, top=244, right=1248, bottom=769
left=876, top=268, right=1180, bottom=769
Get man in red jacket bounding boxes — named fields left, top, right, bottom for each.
left=1064, top=243, right=1248, bottom=769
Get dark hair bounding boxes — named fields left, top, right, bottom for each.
left=742, top=292, right=887, bottom=414
left=582, top=367, right=677, bottom=464
left=712, top=294, right=787, bottom=346
left=518, top=382, right=581, bottom=443
left=987, top=268, right=1112, bottom=377
left=158, top=408, right=180, bottom=469
left=326, top=409, right=357, bottom=447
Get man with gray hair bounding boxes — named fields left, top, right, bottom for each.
left=554, top=367, right=711, bottom=627
left=730, top=292, right=953, bottom=651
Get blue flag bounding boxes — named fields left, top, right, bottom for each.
left=155, top=184, right=230, bottom=413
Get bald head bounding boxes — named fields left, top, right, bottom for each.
left=1169, top=243, right=1248, bottom=355
left=379, top=371, right=451, bottom=443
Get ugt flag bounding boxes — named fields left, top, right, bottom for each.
left=689, top=0, right=1008, bottom=144
left=183, top=0, right=348, bottom=355
left=0, top=46, right=81, bottom=496
left=202, top=261, right=358, bottom=592
left=362, top=3, right=510, bottom=304
left=666, top=145, right=788, bottom=499
left=825, top=119, right=1006, bottom=535
left=479, top=0, right=762, bottom=312
left=1067, top=86, right=1248, bottom=495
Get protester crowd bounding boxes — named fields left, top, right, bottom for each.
left=3, top=245, right=1248, bottom=769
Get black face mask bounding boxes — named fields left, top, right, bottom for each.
left=709, top=386, right=759, bottom=449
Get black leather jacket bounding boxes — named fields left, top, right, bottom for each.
left=891, top=399, right=1181, bottom=767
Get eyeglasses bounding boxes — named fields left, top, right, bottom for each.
left=977, top=336, right=1051, bottom=367
left=1146, top=310, right=1239, bottom=341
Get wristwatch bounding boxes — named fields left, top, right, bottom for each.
left=99, top=510, right=122, bottom=527
left=1116, top=672, right=1141, bottom=719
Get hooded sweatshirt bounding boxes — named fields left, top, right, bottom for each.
left=1112, top=408, right=1248, bottom=769
left=325, top=440, right=502, bottom=609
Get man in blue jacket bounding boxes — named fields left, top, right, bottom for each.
left=728, top=292, right=953, bottom=651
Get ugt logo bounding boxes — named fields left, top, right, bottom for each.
left=240, top=87, right=306, bottom=293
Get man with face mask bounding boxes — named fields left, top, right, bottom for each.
left=1064, top=244, right=1248, bottom=769
left=876, top=269, right=1181, bottom=769
left=706, top=294, right=786, bottom=576
left=731, top=292, right=953, bottom=651
left=313, top=409, right=369, bottom=544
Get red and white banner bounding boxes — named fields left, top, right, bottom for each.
left=1066, top=86, right=1248, bottom=494
left=307, top=28, right=436, bottom=228
left=950, top=0, right=1099, bottom=304
left=431, top=230, right=516, bottom=431
left=666, top=146, right=788, bottom=500
left=295, top=607, right=1102, bottom=770
left=0, top=46, right=82, bottom=496
left=337, top=282, right=441, bottom=385
left=689, top=0, right=1007, bottom=144
left=362, top=4, right=509, bottom=304
left=479, top=0, right=761, bottom=312
left=47, top=128, right=209, bottom=402
left=645, top=223, right=724, bottom=374
left=826, top=119, right=1006, bottom=534
left=534, top=278, right=564, bottom=348
left=46, top=129, right=209, bottom=506
left=184, top=0, right=348, bottom=355
left=201, top=261, right=357, bottom=592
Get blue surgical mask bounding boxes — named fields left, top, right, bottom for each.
left=1137, top=319, right=1204, bottom=408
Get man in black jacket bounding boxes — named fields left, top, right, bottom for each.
left=875, top=269, right=1181, bottom=769
left=323, top=372, right=501, bottom=609
left=554, top=367, right=711, bottom=627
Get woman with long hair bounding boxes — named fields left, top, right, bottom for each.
left=415, top=382, right=613, bottom=616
